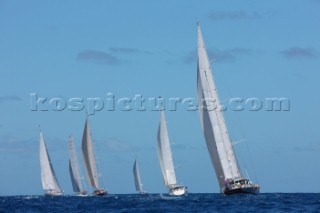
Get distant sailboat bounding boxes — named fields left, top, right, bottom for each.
left=196, top=22, right=260, bottom=195
left=157, top=110, right=187, bottom=196
left=82, top=115, right=107, bottom=196
left=39, top=131, right=63, bottom=196
left=133, top=159, right=146, bottom=194
left=67, top=135, right=87, bottom=196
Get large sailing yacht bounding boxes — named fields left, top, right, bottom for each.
left=67, top=135, right=87, bottom=196
left=82, top=115, right=107, bottom=196
left=39, top=130, right=63, bottom=196
left=133, top=159, right=146, bottom=194
left=196, top=23, right=260, bottom=195
left=157, top=110, right=187, bottom=196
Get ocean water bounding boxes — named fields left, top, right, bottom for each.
left=0, top=193, right=319, bottom=213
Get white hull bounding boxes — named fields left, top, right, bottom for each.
left=45, top=190, right=63, bottom=196
left=76, top=190, right=88, bottom=196
left=169, top=186, right=188, bottom=196
left=139, top=191, right=147, bottom=195
left=76, top=193, right=88, bottom=197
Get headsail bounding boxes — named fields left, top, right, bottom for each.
left=157, top=110, right=177, bottom=187
left=69, top=161, right=80, bottom=193
left=196, top=23, right=242, bottom=189
left=133, top=159, right=144, bottom=193
left=81, top=116, right=100, bottom=189
left=68, top=135, right=86, bottom=193
left=39, top=131, right=62, bottom=193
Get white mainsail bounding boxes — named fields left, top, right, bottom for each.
left=81, top=116, right=100, bottom=190
left=157, top=110, right=177, bottom=188
left=133, top=159, right=144, bottom=193
left=197, top=23, right=242, bottom=189
left=68, top=135, right=86, bottom=194
left=39, top=131, right=62, bottom=194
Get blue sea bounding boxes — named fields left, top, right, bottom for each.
left=0, top=193, right=319, bottom=213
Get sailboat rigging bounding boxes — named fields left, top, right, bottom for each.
left=133, top=159, right=146, bottom=194
left=39, top=130, right=63, bottom=196
left=196, top=22, right=260, bottom=195
left=81, top=115, right=107, bottom=196
left=157, top=110, right=187, bottom=196
left=67, top=134, right=87, bottom=196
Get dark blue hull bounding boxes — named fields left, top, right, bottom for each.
left=224, top=186, right=260, bottom=195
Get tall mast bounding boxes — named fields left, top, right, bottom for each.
left=68, top=134, right=86, bottom=193
left=39, top=131, right=62, bottom=193
left=82, top=115, right=100, bottom=189
left=197, top=23, right=242, bottom=189
left=157, top=110, right=177, bottom=188
left=133, top=159, right=144, bottom=193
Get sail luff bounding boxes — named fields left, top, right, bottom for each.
left=157, top=127, right=168, bottom=186
left=197, top=69, right=226, bottom=188
left=48, top=152, right=62, bottom=192
left=197, top=23, right=241, bottom=188
left=133, top=159, right=143, bottom=193
left=157, top=110, right=177, bottom=187
left=68, top=135, right=85, bottom=193
left=81, top=117, right=100, bottom=189
left=69, top=160, right=81, bottom=193
left=39, top=131, right=62, bottom=193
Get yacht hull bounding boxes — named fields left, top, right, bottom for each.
left=93, top=189, right=107, bottom=196
left=45, top=191, right=63, bottom=196
left=169, top=186, right=188, bottom=196
left=224, top=185, right=260, bottom=195
left=76, top=190, right=88, bottom=196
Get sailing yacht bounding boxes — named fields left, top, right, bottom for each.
left=133, top=159, right=146, bottom=194
left=81, top=115, right=107, bottom=196
left=67, top=135, right=87, bottom=196
left=157, top=110, right=187, bottom=196
left=196, top=22, right=260, bottom=195
left=39, top=131, right=63, bottom=196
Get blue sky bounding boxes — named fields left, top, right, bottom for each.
left=1, top=0, right=320, bottom=195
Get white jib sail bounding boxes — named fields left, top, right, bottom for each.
left=68, top=135, right=85, bottom=193
left=39, top=131, right=62, bottom=193
left=81, top=116, right=100, bottom=189
left=133, top=159, right=144, bottom=193
left=197, top=23, right=242, bottom=189
left=157, top=110, right=177, bottom=188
